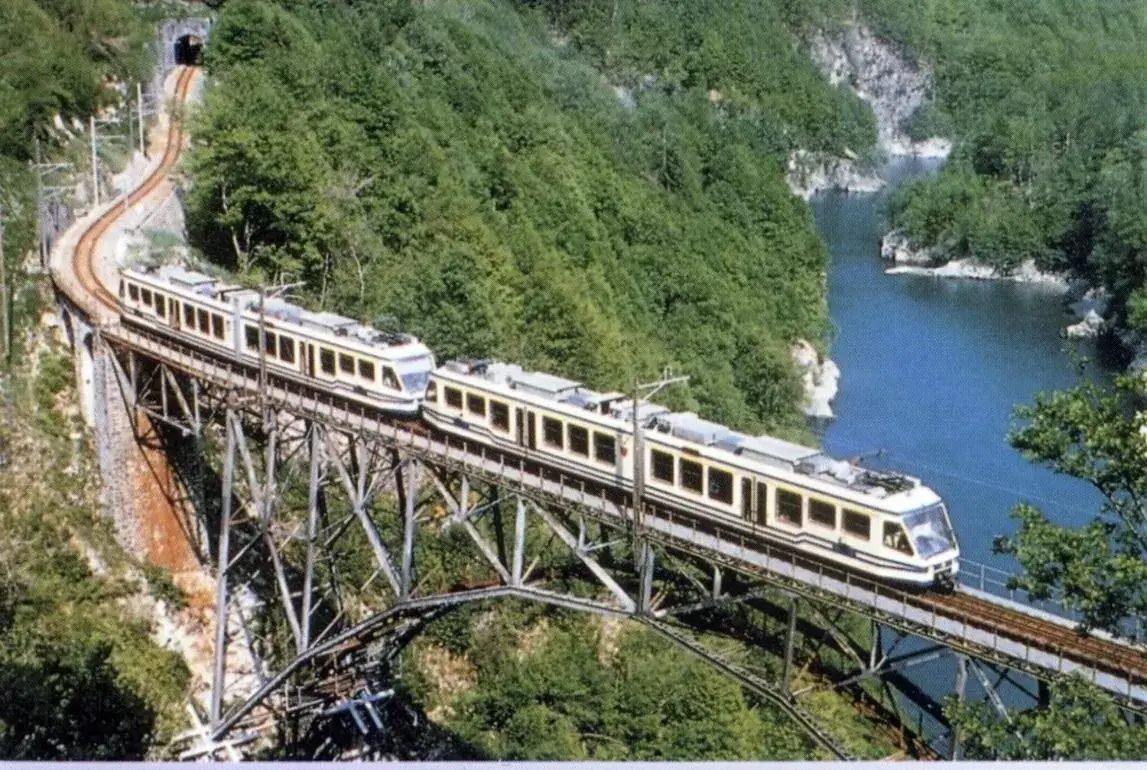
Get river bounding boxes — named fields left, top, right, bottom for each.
left=812, top=157, right=1113, bottom=569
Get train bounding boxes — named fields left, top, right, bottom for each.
left=117, top=264, right=960, bottom=589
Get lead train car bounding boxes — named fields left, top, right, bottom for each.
left=118, top=265, right=435, bottom=416
left=423, top=359, right=960, bottom=588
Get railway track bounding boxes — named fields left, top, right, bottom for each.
left=72, top=65, right=196, bottom=311
left=916, top=590, right=1147, bottom=685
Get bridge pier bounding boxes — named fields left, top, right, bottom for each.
left=783, top=594, right=800, bottom=696
left=950, top=655, right=968, bottom=760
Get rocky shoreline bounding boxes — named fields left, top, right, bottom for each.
left=792, top=339, right=839, bottom=420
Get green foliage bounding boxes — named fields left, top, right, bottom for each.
left=185, top=0, right=854, bottom=433
left=960, top=373, right=1147, bottom=759
left=946, top=675, right=1147, bottom=760
left=0, top=341, right=191, bottom=758
left=998, top=373, right=1147, bottom=634
left=868, top=0, right=1147, bottom=324
left=412, top=608, right=814, bottom=760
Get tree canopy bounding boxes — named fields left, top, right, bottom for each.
left=868, top=0, right=1147, bottom=335
left=186, top=0, right=878, bottom=435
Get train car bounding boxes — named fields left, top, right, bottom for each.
left=423, top=358, right=960, bottom=588
left=117, top=265, right=435, bottom=416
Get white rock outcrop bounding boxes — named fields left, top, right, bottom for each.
left=880, top=229, right=940, bottom=266
left=810, top=24, right=950, bottom=158
left=884, top=257, right=1069, bottom=289
left=792, top=339, right=840, bottom=420
left=1066, top=309, right=1107, bottom=339
left=786, top=150, right=884, bottom=200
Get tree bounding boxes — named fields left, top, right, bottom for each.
left=947, top=372, right=1147, bottom=759
left=998, top=372, right=1147, bottom=636
left=946, top=675, right=1147, bottom=760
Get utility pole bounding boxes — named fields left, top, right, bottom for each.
left=0, top=198, right=8, bottom=367
left=629, top=368, right=688, bottom=574
left=90, top=115, right=99, bottom=208
left=137, top=82, right=146, bottom=157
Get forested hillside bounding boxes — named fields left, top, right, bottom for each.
left=0, top=0, right=190, bottom=757
left=187, top=0, right=875, bottom=435
left=864, top=0, right=1147, bottom=337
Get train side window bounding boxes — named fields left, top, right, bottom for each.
left=154, top=293, right=167, bottom=318
left=776, top=489, right=802, bottom=526
left=755, top=482, right=768, bottom=525
left=425, top=380, right=438, bottom=403
left=320, top=349, right=336, bottom=376
left=280, top=335, right=296, bottom=364
left=245, top=325, right=260, bottom=351
left=444, top=387, right=463, bottom=408
left=679, top=459, right=703, bottom=494
left=338, top=354, right=354, bottom=375
left=359, top=359, right=375, bottom=381
left=568, top=424, right=589, bottom=456
left=651, top=449, right=674, bottom=483
left=383, top=367, right=400, bottom=390
left=128, top=284, right=139, bottom=301
left=197, top=309, right=209, bottom=332
left=809, top=499, right=836, bottom=529
left=141, top=288, right=152, bottom=306
left=467, top=393, right=487, bottom=417
left=708, top=467, right=733, bottom=504
left=843, top=509, right=870, bottom=540
left=211, top=314, right=225, bottom=339
left=490, top=400, right=510, bottom=432
left=593, top=432, right=616, bottom=465
left=266, top=333, right=278, bottom=357
left=883, top=522, right=913, bottom=555
left=542, top=417, right=564, bottom=449
left=183, top=304, right=196, bottom=328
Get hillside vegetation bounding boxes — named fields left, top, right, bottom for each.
left=187, top=0, right=876, bottom=436
left=0, top=0, right=192, bottom=758
left=865, top=0, right=1147, bottom=336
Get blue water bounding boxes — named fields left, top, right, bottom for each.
left=812, top=158, right=1112, bottom=568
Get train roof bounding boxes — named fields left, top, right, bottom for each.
left=124, top=265, right=431, bottom=358
left=441, top=358, right=925, bottom=502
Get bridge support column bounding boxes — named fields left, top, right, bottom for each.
left=511, top=496, right=526, bottom=586
left=782, top=594, right=799, bottom=696
left=210, top=408, right=238, bottom=728
left=399, top=459, right=418, bottom=600
left=637, top=539, right=655, bottom=614
left=950, top=655, right=968, bottom=760
left=711, top=565, right=722, bottom=602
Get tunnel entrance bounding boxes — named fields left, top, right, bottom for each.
left=174, top=34, right=204, bottom=65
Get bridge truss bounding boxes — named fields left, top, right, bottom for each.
left=92, top=321, right=1147, bottom=761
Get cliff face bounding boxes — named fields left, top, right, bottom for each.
left=810, top=25, right=950, bottom=159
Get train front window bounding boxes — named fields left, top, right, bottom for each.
left=903, top=504, right=956, bottom=558
left=399, top=370, right=429, bottom=393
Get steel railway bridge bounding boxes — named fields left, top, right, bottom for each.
left=46, top=26, right=1147, bottom=762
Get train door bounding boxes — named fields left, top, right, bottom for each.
left=741, top=477, right=754, bottom=525
left=526, top=411, right=537, bottom=451
left=304, top=344, right=316, bottom=377
left=515, top=408, right=526, bottom=446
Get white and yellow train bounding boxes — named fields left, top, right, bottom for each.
left=118, top=265, right=435, bottom=416
left=117, top=265, right=960, bottom=588
left=423, top=359, right=959, bottom=588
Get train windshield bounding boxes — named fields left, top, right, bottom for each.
left=396, top=356, right=434, bottom=394
left=903, top=504, right=956, bottom=558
